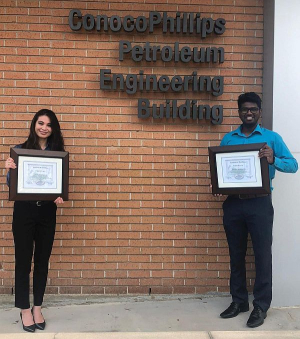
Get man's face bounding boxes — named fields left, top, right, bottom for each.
left=238, top=101, right=261, bottom=128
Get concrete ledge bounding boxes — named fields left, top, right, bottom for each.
left=211, top=331, right=300, bottom=338
left=55, top=333, right=211, bottom=339
left=0, top=332, right=300, bottom=339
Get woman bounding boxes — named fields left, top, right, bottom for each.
left=5, top=109, right=65, bottom=332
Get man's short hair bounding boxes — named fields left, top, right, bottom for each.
left=238, top=92, right=262, bottom=110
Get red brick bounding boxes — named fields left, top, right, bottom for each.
left=0, top=0, right=261, bottom=296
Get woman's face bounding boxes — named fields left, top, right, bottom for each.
left=35, top=115, right=52, bottom=140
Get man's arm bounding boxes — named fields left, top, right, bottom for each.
left=272, top=134, right=298, bottom=173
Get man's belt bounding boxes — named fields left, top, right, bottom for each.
left=230, top=194, right=270, bottom=200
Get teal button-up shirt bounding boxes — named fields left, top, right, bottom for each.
left=220, top=124, right=298, bottom=189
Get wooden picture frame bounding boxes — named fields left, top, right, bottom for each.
left=9, top=148, right=69, bottom=201
left=208, top=143, right=271, bottom=195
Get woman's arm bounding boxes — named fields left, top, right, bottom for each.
left=5, top=157, right=17, bottom=187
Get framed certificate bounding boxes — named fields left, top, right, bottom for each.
left=208, top=143, right=270, bottom=195
left=9, top=148, right=69, bottom=201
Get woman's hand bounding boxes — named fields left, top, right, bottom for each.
left=54, top=197, right=64, bottom=205
left=5, top=157, right=16, bottom=170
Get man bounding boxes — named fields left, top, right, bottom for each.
left=219, top=92, right=298, bottom=328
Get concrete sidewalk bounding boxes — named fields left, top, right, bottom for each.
left=0, top=294, right=299, bottom=338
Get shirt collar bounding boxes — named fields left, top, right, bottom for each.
left=44, top=143, right=50, bottom=150
left=232, top=124, right=263, bottom=137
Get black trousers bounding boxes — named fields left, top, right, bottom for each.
left=222, top=195, right=274, bottom=312
left=12, top=201, right=57, bottom=309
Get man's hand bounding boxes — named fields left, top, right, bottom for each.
left=209, top=184, right=222, bottom=197
left=259, top=144, right=274, bottom=164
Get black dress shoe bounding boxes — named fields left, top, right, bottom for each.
left=20, top=312, right=35, bottom=333
left=31, top=307, right=46, bottom=330
left=220, top=301, right=249, bottom=319
left=247, top=306, right=267, bottom=328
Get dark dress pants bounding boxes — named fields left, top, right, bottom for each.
left=222, top=195, right=274, bottom=312
left=12, top=201, right=57, bottom=309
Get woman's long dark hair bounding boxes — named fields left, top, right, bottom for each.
left=22, top=109, right=65, bottom=151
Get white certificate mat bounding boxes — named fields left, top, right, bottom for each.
left=17, top=156, right=63, bottom=194
left=216, top=151, right=262, bottom=188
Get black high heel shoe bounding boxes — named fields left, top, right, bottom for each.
left=31, top=307, right=46, bottom=330
left=20, top=312, right=35, bottom=333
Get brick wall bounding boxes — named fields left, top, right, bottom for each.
left=0, top=0, right=263, bottom=295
